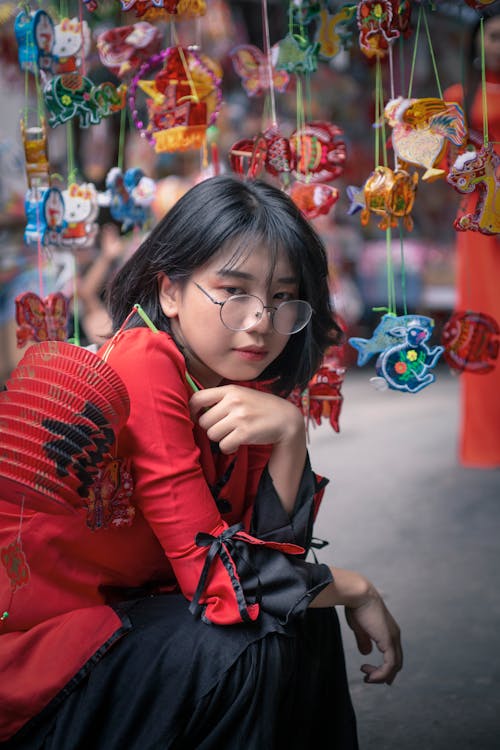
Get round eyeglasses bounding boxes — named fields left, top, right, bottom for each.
left=193, top=282, right=312, bottom=335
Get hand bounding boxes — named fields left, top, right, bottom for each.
left=189, top=384, right=305, bottom=455
left=345, top=585, right=403, bottom=686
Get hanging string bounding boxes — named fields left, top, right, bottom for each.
left=261, top=0, right=277, bottom=128
left=71, top=252, right=80, bottom=346
left=374, top=59, right=380, bottom=168
left=385, top=226, right=396, bottom=316
left=422, top=5, right=442, bottom=99
left=79, top=0, right=86, bottom=78
left=66, top=119, right=77, bottom=183
left=117, top=104, right=127, bottom=171
left=388, top=43, right=396, bottom=101
left=398, top=224, right=408, bottom=316
left=407, top=3, right=422, bottom=98
left=479, top=17, right=489, bottom=147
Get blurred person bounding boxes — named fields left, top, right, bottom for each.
left=443, top=8, right=500, bottom=468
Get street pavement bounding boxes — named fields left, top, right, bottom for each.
left=308, top=364, right=500, bottom=750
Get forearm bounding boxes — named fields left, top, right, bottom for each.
left=309, top=567, right=372, bottom=609
left=267, top=427, right=307, bottom=516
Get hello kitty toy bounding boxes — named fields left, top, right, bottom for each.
left=61, top=182, right=99, bottom=247
left=52, top=17, right=90, bottom=75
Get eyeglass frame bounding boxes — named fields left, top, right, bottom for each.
left=192, top=281, right=312, bottom=335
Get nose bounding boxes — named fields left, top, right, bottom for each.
left=248, top=306, right=274, bottom=333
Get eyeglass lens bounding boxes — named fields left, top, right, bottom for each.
left=221, top=296, right=311, bottom=334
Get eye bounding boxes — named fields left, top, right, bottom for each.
left=273, top=291, right=295, bottom=303
left=222, top=286, right=246, bottom=297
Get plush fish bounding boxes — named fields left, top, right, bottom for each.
left=349, top=313, right=435, bottom=366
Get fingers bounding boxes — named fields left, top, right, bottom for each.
left=360, top=643, right=402, bottom=685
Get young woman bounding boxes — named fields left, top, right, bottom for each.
left=0, top=176, right=402, bottom=749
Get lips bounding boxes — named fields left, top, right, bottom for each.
left=233, top=347, right=268, bottom=361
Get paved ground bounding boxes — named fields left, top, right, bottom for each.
left=308, top=364, right=500, bottom=750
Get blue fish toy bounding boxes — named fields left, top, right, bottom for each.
left=349, top=313, right=435, bottom=366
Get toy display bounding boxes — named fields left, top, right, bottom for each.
left=441, top=311, right=500, bottom=373
left=446, top=144, right=500, bottom=234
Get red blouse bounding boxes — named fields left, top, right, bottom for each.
left=0, top=328, right=330, bottom=740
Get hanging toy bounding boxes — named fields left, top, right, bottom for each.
left=304, top=360, right=346, bottom=432
left=99, top=167, right=156, bottom=232
left=289, top=182, right=339, bottom=219
left=290, top=121, right=347, bottom=183
left=441, top=311, right=500, bottom=374
left=120, top=0, right=206, bottom=20
left=44, top=74, right=127, bottom=128
left=20, top=117, right=50, bottom=188
left=96, top=22, right=162, bottom=78
left=465, top=0, right=499, bottom=8
left=60, top=183, right=99, bottom=248
left=370, top=320, right=443, bottom=393
left=315, top=5, right=357, bottom=61
left=129, top=46, right=222, bottom=153
left=51, top=17, right=90, bottom=76
left=14, top=8, right=54, bottom=73
left=229, top=44, right=290, bottom=97
left=24, top=186, right=65, bottom=247
left=15, top=291, right=68, bottom=347
left=349, top=313, right=436, bottom=366
left=275, top=33, right=320, bottom=75
left=446, top=144, right=500, bottom=235
left=384, top=96, right=467, bottom=182
left=356, top=0, right=401, bottom=60
left=348, top=166, right=418, bottom=231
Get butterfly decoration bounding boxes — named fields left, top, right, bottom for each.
left=370, top=319, right=443, bottom=393
left=384, top=96, right=467, bottom=182
left=446, top=144, right=500, bottom=235
left=15, top=291, right=68, bottom=348
left=229, top=44, right=290, bottom=97
left=441, top=311, right=500, bottom=374
left=129, top=46, right=222, bottom=153
left=85, top=457, right=135, bottom=531
left=96, top=21, right=162, bottom=78
left=348, top=166, right=419, bottom=231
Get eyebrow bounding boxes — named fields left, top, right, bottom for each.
left=216, top=269, right=298, bottom=284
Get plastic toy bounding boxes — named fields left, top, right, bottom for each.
left=20, top=117, right=50, bottom=188
left=371, top=321, right=443, bottom=392
left=129, top=46, right=222, bottom=153
left=384, top=96, right=467, bottom=182
left=349, top=166, right=418, bottom=231
left=349, top=313, right=436, bottom=365
left=441, top=310, right=500, bottom=373
left=96, top=22, right=162, bottom=78
left=60, top=183, right=99, bottom=247
left=24, top=186, right=65, bottom=247
left=99, top=167, right=156, bottom=231
left=289, top=182, right=339, bottom=219
left=15, top=291, right=68, bottom=347
left=446, top=144, right=500, bottom=235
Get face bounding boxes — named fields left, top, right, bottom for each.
left=482, top=16, right=500, bottom=73
left=159, top=242, right=300, bottom=387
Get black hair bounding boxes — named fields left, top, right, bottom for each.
left=107, top=175, right=342, bottom=395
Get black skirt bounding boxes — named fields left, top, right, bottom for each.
left=4, top=594, right=358, bottom=750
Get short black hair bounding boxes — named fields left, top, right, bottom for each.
left=107, top=175, right=342, bottom=394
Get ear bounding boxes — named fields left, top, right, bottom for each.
left=158, top=272, right=180, bottom=318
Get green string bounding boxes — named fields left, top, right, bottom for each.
left=66, top=119, right=77, bottom=183
left=422, top=5, right=442, bottom=99
left=407, top=3, right=422, bottom=98
left=71, top=253, right=80, bottom=346
left=185, top=371, right=200, bottom=393
left=398, top=224, right=408, bottom=316
left=374, top=60, right=380, bottom=168
left=480, top=18, right=489, bottom=147
left=133, top=303, right=159, bottom=332
left=118, top=104, right=127, bottom=171
left=385, top=226, right=396, bottom=316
